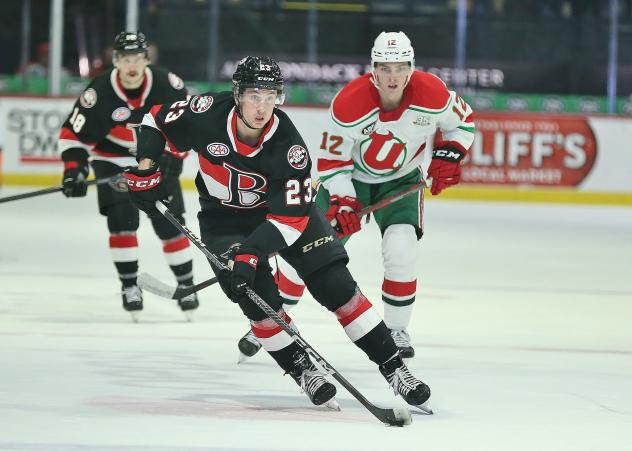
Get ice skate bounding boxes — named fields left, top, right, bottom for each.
left=122, top=285, right=143, bottom=323
left=177, top=284, right=199, bottom=322
left=379, top=354, right=432, bottom=414
left=288, top=351, right=339, bottom=410
left=237, top=329, right=262, bottom=363
left=391, top=329, right=415, bottom=359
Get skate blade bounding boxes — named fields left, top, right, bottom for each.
left=413, top=401, right=433, bottom=415
left=183, top=311, right=194, bottom=322
left=130, top=311, right=140, bottom=323
left=324, top=398, right=341, bottom=411
left=237, top=352, right=250, bottom=364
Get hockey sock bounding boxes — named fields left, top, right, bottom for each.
left=250, top=310, right=303, bottom=372
left=382, top=225, right=418, bottom=330
left=109, top=232, right=139, bottom=287
left=382, top=278, right=416, bottom=330
left=334, top=289, right=398, bottom=364
left=162, top=234, right=194, bottom=284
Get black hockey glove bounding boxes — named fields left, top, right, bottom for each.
left=123, top=167, right=169, bottom=217
left=62, top=161, right=89, bottom=198
left=159, top=152, right=184, bottom=178
left=228, top=246, right=260, bottom=302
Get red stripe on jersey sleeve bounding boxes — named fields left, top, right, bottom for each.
left=164, top=146, right=188, bottom=160
left=59, top=127, right=95, bottom=146
left=317, top=158, right=353, bottom=172
left=266, top=214, right=309, bottom=233
left=110, top=124, right=134, bottom=141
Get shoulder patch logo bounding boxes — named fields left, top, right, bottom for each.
left=111, top=106, right=131, bottom=121
left=362, top=121, right=376, bottom=135
left=207, top=142, right=230, bottom=157
left=287, top=145, right=309, bottom=170
left=80, top=88, right=97, bottom=108
left=168, top=72, right=184, bottom=90
left=190, top=95, right=214, bottom=113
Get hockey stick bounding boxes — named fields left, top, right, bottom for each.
left=357, top=178, right=431, bottom=218
left=0, top=175, right=122, bottom=204
left=154, top=200, right=413, bottom=427
left=140, top=179, right=433, bottom=302
left=138, top=272, right=218, bottom=300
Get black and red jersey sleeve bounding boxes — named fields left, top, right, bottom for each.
left=137, top=99, right=193, bottom=162
left=58, top=79, right=110, bottom=162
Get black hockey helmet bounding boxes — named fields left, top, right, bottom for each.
left=232, top=56, right=284, bottom=106
left=112, top=31, right=148, bottom=56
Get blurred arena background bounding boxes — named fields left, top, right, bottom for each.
left=1, top=0, right=631, bottom=203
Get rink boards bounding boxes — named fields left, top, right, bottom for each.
left=1, top=94, right=631, bottom=205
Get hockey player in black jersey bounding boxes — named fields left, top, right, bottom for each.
left=58, top=31, right=198, bottom=320
left=124, top=56, right=431, bottom=409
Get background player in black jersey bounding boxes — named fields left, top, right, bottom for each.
left=57, top=31, right=198, bottom=320
left=123, top=56, right=431, bottom=409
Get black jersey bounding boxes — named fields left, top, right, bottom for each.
left=58, top=65, right=187, bottom=165
left=137, top=92, right=314, bottom=254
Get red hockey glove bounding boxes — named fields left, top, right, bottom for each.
left=228, top=246, right=259, bottom=303
left=62, top=160, right=89, bottom=198
left=427, top=146, right=466, bottom=195
left=123, top=167, right=169, bottom=217
left=325, top=195, right=363, bottom=238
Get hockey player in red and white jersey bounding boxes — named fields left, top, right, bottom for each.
left=269, top=31, right=475, bottom=359
left=123, top=56, right=431, bottom=410
left=58, top=31, right=198, bottom=320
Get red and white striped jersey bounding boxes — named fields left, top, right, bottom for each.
left=316, top=71, right=475, bottom=197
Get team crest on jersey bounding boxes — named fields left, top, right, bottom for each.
left=79, top=88, right=97, bottom=108
left=287, top=145, right=309, bottom=170
left=362, top=121, right=376, bottom=135
left=168, top=72, right=184, bottom=90
left=190, top=95, right=214, bottom=113
left=358, top=129, right=408, bottom=176
left=207, top=142, right=230, bottom=157
left=111, top=106, right=131, bottom=121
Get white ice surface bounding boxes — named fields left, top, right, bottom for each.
left=1, top=187, right=631, bottom=451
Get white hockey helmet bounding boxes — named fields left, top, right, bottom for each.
left=371, top=31, right=415, bottom=67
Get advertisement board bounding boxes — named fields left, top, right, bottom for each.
left=0, top=97, right=74, bottom=175
left=1, top=96, right=631, bottom=203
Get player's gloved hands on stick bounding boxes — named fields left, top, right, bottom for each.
left=427, top=145, right=466, bottom=196
left=62, top=161, right=89, bottom=198
left=228, top=246, right=259, bottom=302
left=123, top=166, right=169, bottom=217
left=326, top=195, right=363, bottom=238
